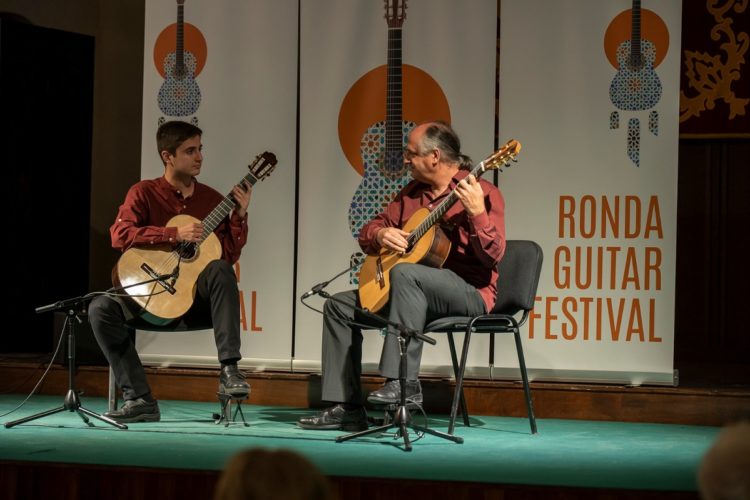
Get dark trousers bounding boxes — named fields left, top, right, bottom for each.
left=89, top=259, right=242, bottom=401
left=320, top=263, right=486, bottom=404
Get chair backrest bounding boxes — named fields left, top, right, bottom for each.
left=491, top=240, right=543, bottom=316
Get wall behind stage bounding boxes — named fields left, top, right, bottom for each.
left=133, top=0, right=681, bottom=386
left=499, top=0, right=682, bottom=385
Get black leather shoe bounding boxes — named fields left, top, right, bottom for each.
left=367, top=379, right=423, bottom=405
left=103, top=398, right=160, bottom=423
left=297, top=404, right=368, bottom=431
left=220, top=364, right=250, bottom=397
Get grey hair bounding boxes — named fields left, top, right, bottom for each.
left=417, top=121, right=473, bottom=170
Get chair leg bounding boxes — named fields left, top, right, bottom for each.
left=447, top=332, right=470, bottom=427
left=489, top=332, right=495, bottom=381
left=448, top=324, right=474, bottom=435
left=513, top=328, right=537, bottom=434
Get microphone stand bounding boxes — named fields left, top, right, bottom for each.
left=308, top=289, right=464, bottom=451
left=4, top=268, right=180, bottom=430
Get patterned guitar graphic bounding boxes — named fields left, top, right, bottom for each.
left=609, top=0, right=662, bottom=166
left=157, top=0, right=202, bottom=118
left=348, top=0, right=415, bottom=283
left=609, top=0, right=662, bottom=110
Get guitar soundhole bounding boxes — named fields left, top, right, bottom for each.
left=178, top=243, right=198, bottom=261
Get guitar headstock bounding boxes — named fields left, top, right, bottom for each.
left=248, top=151, right=278, bottom=182
left=481, top=139, right=522, bottom=173
left=384, top=0, right=407, bottom=28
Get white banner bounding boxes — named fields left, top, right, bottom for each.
left=134, top=0, right=678, bottom=385
left=498, top=0, right=681, bottom=384
left=138, top=0, right=298, bottom=369
left=295, top=0, right=498, bottom=374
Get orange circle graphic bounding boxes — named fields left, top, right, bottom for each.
left=338, top=64, right=451, bottom=176
left=153, top=23, right=208, bottom=78
left=604, top=9, right=669, bottom=69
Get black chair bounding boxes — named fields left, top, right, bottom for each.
left=423, top=239, right=543, bottom=435
left=107, top=319, right=212, bottom=412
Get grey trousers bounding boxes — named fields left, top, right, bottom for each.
left=321, top=263, right=486, bottom=404
left=89, top=259, right=242, bottom=401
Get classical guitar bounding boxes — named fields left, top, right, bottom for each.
left=347, top=0, right=415, bottom=282
left=609, top=0, right=662, bottom=111
left=157, top=0, right=202, bottom=117
left=113, top=152, right=277, bottom=325
left=358, top=140, right=522, bottom=313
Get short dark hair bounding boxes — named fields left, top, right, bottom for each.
left=213, top=448, right=334, bottom=500
left=417, top=121, right=473, bottom=169
left=156, top=121, right=202, bottom=164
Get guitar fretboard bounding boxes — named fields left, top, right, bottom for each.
left=406, top=162, right=488, bottom=246
left=203, top=172, right=259, bottom=239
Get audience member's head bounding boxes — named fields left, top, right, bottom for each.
left=697, top=421, right=750, bottom=500
left=214, top=448, right=334, bottom=500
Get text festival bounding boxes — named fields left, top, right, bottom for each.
left=529, top=195, right=665, bottom=343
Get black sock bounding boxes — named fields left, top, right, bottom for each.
left=139, top=393, right=155, bottom=403
left=340, top=402, right=362, bottom=411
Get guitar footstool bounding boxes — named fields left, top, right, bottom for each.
left=213, top=392, right=249, bottom=427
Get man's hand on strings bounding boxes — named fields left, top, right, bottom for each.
left=377, top=227, right=410, bottom=254
left=176, top=222, right=204, bottom=242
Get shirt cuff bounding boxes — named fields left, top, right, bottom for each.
left=164, top=226, right=178, bottom=243
left=231, top=212, right=248, bottom=224
left=468, top=211, right=491, bottom=233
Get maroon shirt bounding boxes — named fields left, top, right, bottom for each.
left=359, top=169, right=506, bottom=311
left=110, top=176, right=248, bottom=264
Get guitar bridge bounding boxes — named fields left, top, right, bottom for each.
left=375, top=257, right=385, bottom=289
left=141, top=263, right=177, bottom=295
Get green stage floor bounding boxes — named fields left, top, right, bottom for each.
left=0, top=395, right=718, bottom=491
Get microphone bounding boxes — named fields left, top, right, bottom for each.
left=301, top=280, right=330, bottom=300
left=156, top=264, right=179, bottom=281
left=168, top=264, right=180, bottom=287
left=35, top=301, right=62, bottom=315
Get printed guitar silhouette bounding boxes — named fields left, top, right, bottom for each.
left=157, top=0, right=202, bottom=117
left=348, top=0, right=414, bottom=283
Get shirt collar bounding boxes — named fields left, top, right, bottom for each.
left=402, top=168, right=472, bottom=198
left=157, top=175, right=198, bottom=197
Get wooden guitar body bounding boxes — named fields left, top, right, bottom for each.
left=358, top=208, right=451, bottom=313
left=113, top=214, right=221, bottom=325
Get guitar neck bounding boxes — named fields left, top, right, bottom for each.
left=407, top=162, right=489, bottom=246
left=630, top=0, right=642, bottom=67
left=199, top=171, right=259, bottom=240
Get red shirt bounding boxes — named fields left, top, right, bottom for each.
left=359, top=169, right=506, bottom=311
left=110, top=176, right=248, bottom=264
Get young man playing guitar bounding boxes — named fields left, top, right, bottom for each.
left=89, top=121, right=252, bottom=423
left=298, top=121, right=506, bottom=431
